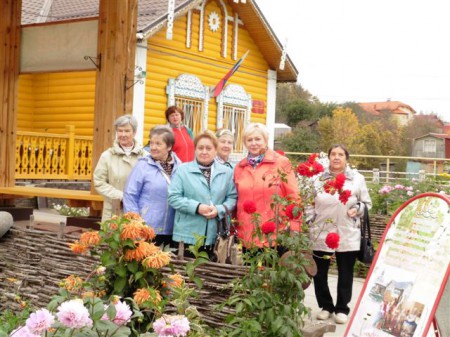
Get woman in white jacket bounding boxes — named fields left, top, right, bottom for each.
left=310, top=144, right=372, bottom=325
left=93, top=115, right=146, bottom=221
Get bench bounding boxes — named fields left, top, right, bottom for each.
left=0, top=186, right=104, bottom=214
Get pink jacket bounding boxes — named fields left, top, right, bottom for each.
left=234, top=149, right=300, bottom=248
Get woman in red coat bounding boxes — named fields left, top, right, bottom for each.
left=234, top=123, right=300, bottom=248
left=165, top=106, right=195, bottom=162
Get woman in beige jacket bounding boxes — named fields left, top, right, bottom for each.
left=93, top=115, right=146, bottom=221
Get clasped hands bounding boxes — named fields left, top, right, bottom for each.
left=198, top=204, right=218, bottom=219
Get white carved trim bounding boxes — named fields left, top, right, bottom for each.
left=186, top=10, right=192, bottom=48
left=216, top=84, right=251, bottom=128
left=198, top=0, right=207, bottom=52
left=233, top=13, right=239, bottom=60
left=266, top=69, right=277, bottom=148
left=279, top=39, right=287, bottom=70
left=166, top=0, right=175, bottom=40
left=133, top=41, right=148, bottom=143
left=166, top=78, right=176, bottom=106
left=218, top=0, right=228, bottom=58
left=208, top=11, right=220, bottom=32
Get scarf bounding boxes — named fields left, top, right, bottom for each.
left=247, top=153, right=265, bottom=168
left=198, top=160, right=214, bottom=186
left=156, top=154, right=174, bottom=177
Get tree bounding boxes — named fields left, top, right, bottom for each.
left=317, top=107, right=360, bottom=152
left=279, top=124, right=320, bottom=153
left=285, top=99, right=315, bottom=127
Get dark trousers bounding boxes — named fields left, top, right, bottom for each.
left=312, top=250, right=358, bottom=315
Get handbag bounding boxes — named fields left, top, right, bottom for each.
left=357, top=203, right=375, bottom=265
left=213, top=205, right=243, bottom=265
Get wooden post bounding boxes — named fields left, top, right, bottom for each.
left=91, top=0, right=138, bottom=193
left=0, top=0, right=21, bottom=187
left=66, top=125, right=75, bottom=179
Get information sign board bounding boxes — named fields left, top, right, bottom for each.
left=345, top=193, right=450, bottom=337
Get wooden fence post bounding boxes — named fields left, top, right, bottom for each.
left=372, top=168, right=380, bottom=183
left=66, top=125, right=75, bottom=179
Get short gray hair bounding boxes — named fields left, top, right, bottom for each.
left=243, top=123, right=269, bottom=144
left=149, top=125, right=175, bottom=148
left=114, top=114, right=138, bottom=133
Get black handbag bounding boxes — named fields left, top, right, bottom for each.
left=213, top=205, right=243, bottom=265
left=357, top=203, right=375, bottom=265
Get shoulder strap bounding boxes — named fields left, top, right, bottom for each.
left=360, top=202, right=372, bottom=240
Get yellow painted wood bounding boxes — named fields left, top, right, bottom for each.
left=143, top=3, right=270, bottom=140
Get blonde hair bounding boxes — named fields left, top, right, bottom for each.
left=243, top=123, right=269, bottom=144
left=194, top=130, right=218, bottom=149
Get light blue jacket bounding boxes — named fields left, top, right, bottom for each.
left=168, top=161, right=237, bottom=246
left=123, top=153, right=181, bottom=235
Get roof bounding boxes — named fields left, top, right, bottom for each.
left=414, top=133, right=450, bottom=140
left=358, top=101, right=416, bottom=116
left=21, top=0, right=298, bottom=82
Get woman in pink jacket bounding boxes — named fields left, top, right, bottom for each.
left=234, top=123, right=300, bottom=249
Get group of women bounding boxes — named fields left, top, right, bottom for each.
left=93, top=106, right=372, bottom=325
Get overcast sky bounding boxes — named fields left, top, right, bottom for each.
left=255, top=0, right=450, bottom=122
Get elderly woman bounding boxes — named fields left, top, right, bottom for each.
left=215, top=128, right=234, bottom=168
left=310, top=144, right=372, bottom=324
left=168, top=130, right=237, bottom=258
left=123, top=125, right=181, bottom=246
left=93, top=115, right=146, bottom=221
left=165, top=106, right=195, bottom=162
left=234, top=123, right=300, bottom=249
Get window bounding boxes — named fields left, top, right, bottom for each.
left=167, top=74, right=209, bottom=135
left=175, top=98, right=203, bottom=135
left=423, top=139, right=436, bottom=153
left=223, top=105, right=246, bottom=153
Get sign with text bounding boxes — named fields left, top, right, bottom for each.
left=345, top=193, right=450, bottom=337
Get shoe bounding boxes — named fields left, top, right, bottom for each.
left=335, top=313, right=348, bottom=324
left=316, top=310, right=331, bottom=320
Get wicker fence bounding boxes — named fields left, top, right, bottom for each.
left=0, top=215, right=390, bottom=322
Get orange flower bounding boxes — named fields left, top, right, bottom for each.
left=164, top=274, right=184, bottom=288
left=123, top=212, right=144, bottom=221
left=124, top=241, right=159, bottom=261
left=142, top=251, right=171, bottom=269
left=81, top=291, right=95, bottom=299
left=133, top=288, right=162, bottom=307
left=68, top=241, right=89, bottom=254
left=141, top=225, right=156, bottom=241
left=62, top=275, right=83, bottom=292
left=79, top=231, right=101, bottom=246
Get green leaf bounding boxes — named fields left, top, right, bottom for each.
left=114, top=264, right=127, bottom=278
left=114, top=276, right=127, bottom=293
left=127, top=260, right=139, bottom=273
left=134, top=271, right=144, bottom=281
left=91, top=298, right=106, bottom=320
left=106, top=304, right=117, bottom=320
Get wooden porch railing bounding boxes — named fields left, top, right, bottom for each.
left=15, top=126, right=93, bottom=180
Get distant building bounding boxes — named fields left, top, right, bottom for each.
left=407, top=133, right=450, bottom=174
left=358, top=101, right=416, bottom=125
left=274, top=123, right=292, bottom=139
left=413, top=114, right=445, bottom=132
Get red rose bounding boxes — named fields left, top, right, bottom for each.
left=334, top=174, right=346, bottom=190
left=275, top=150, right=286, bottom=156
left=285, top=204, right=301, bottom=220
left=297, top=161, right=324, bottom=177
left=307, top=153, right=318, bottom=163
left=325, top=232, right=340, bottom=249
left=261, top=221, right=276, bottom=234
left=243, top=200, right=257, bottom=214
left=338, top=189, right=351, bottom=205
left=323, top=180, right=337, bottom=195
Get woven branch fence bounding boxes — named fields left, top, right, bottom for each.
left=0, top=214, right=389, bottom=324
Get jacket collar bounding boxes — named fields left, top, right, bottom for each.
left=322, top=166, right=355, bottom=180
left=111, top=140, right=143, bottom=155
left=238, top=149, right=276, bottom=167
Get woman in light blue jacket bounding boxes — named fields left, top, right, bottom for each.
left=168, top=130, right=237, bottom=258
left=123, top=125, right=181, bottom=246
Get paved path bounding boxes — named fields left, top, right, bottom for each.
left=304, top=275, right=438, bottom=337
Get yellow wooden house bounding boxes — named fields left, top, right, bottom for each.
left=15, top=0, right=298, bottom=181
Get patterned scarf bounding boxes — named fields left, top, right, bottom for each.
left=198, top=161, right=214, bottom=186
left=156, top=154, right=174, bottom=177
left=247, top=154, right=265, bottom=168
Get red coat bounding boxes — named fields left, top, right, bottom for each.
left=234, top=149, right=300, bottom=248
left=171, top=126, right=194, bottom=162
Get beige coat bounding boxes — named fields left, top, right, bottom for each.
left=93, top=140, right=146, bottom=221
